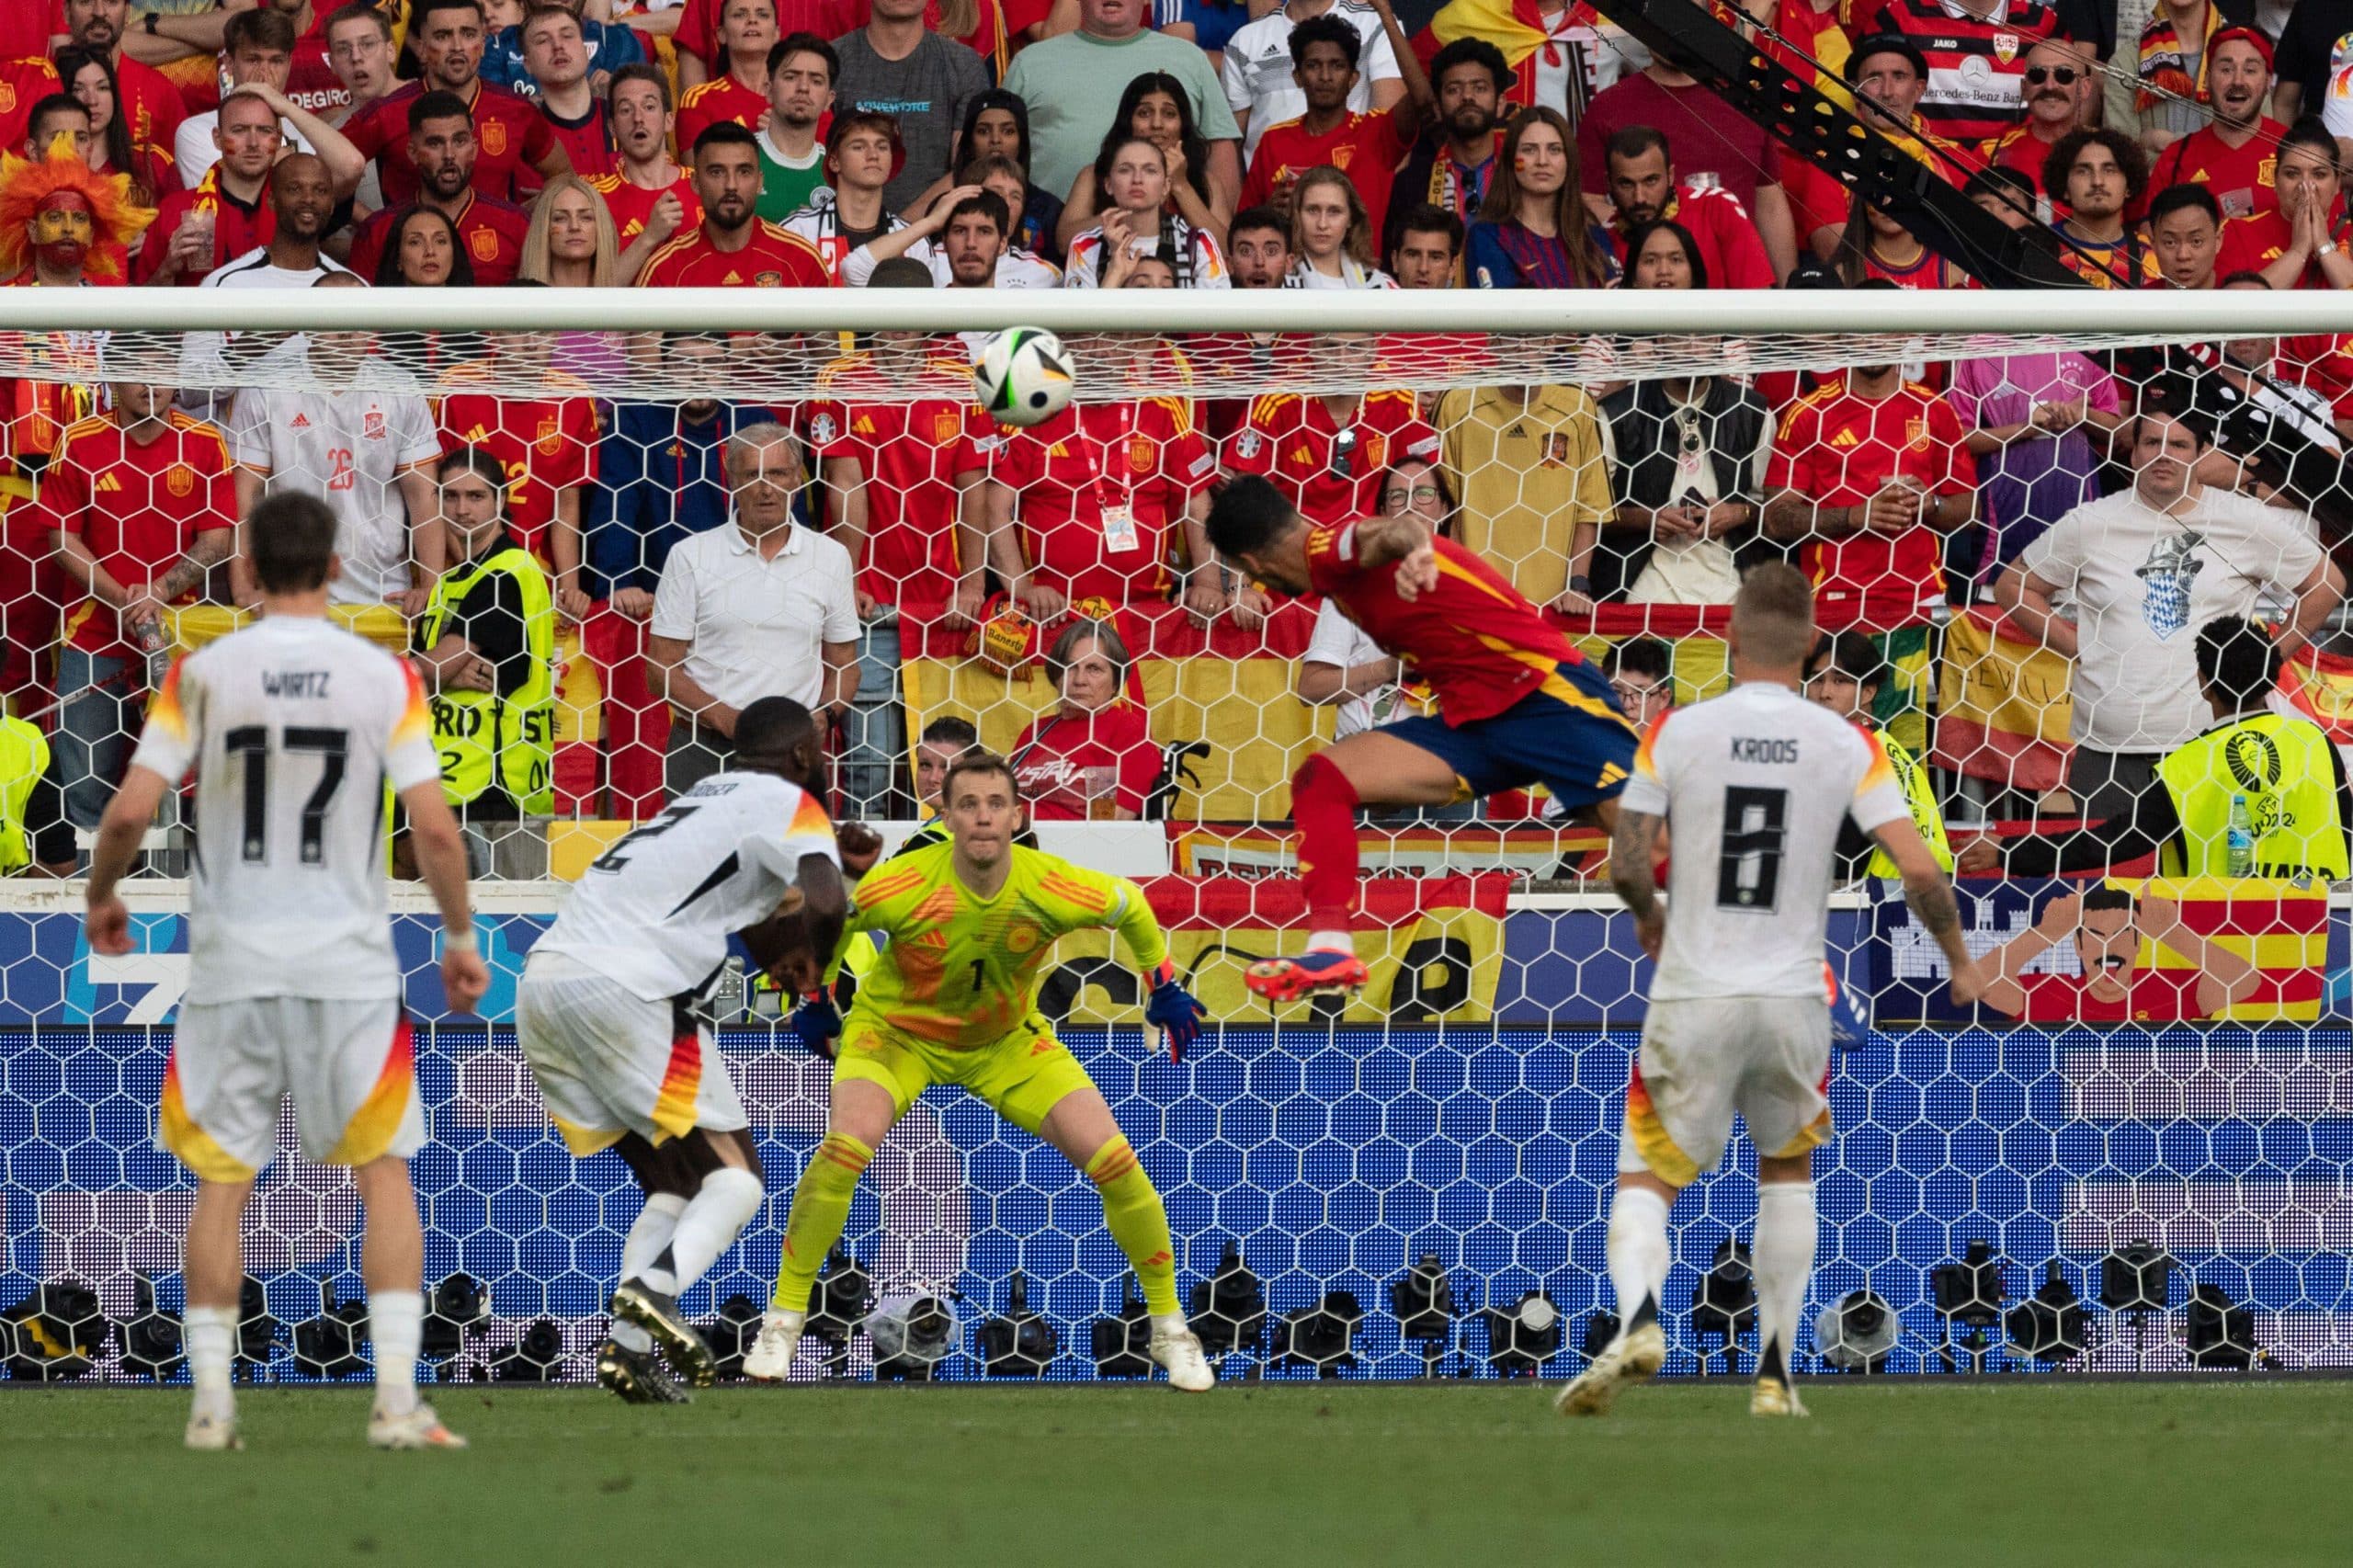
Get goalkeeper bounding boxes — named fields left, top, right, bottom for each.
left=744, top=751, right=1214, bottom=1389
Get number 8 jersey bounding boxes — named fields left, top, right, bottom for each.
left=130, top=617, right=445, bottom=1006
left=1620, top=681, right=1910, bottom=1003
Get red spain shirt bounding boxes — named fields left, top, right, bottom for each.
left=2151, top=119, right=2283, bottom=222
left=1241, top=106, right=1416, bottom=247
left=343, top=80, right=560, bottom=206
left=1303, top=522, right=1586, bottom=725
left=1011, top=702, right=1157, bottom=820
left=347, top=192, right=532, bottom=286
left=114, top=55, right=188, bottom=151
left=634, top=220, right=833, bottom=287
left=136, top=174, right=275, bottom=285
left=1601, top=182, right=1776, bottom=289
left=987, top=397, right=1214, bottom=604
left=803, top=348, right=982, bottom=612
left=1764, top=375, right=1975, bottom=630
left=540, top=99, right=618, bottom=182
left=34, top=411, right=234, bottom=656
left=1223, top=390, right=1439, bottom=529
left=0, top=56, right=61, bottom=153
left=438, top=365, right=602, bottom=560
left=675, top=74, right=767, bottom=160
left=591, top=171, right=704, bottom=248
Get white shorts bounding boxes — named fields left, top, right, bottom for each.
left=1620, top=995, right=1833, bottom=1186
left=516, top=950, right=747, bottom=1155
left=162, top=996, right=421, bottom=1181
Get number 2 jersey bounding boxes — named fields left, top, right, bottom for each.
left=535, top=771, right=839, bottom=1002
left=840, top=842, right=1168, bottom=1050
left=1620, top=681, right=1909, bottom=1002
left=130, top=617, right=443, bottom=1006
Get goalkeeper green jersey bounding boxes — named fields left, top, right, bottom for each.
left=842, top=842, right=1167, bottom=1049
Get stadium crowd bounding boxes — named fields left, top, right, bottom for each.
left=0, top=0, right=2350, bottom=864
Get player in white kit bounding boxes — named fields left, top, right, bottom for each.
left=517, top=696, right=852, bottom=1401
left=84, top=493, right=489, bottom=1452
left=1560, top=563, right=1983, bottom=1420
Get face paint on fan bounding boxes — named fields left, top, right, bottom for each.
left=30, top=190, right=95, bottom=271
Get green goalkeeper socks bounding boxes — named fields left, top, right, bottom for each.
left=771, top=1131, right=873, bottom=1313
left=1086, top=1135, right=1180, bottom=1317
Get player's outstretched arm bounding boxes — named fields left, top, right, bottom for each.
left=1872, top=816, right=1984, bottom=1006
left=1608, top=808, right=1665, bottom=960
left=1354, top=514, right=1438, bottom=600
left=397, top=781, right=489, bottom=1016
left=1082, top=869, right=1204, bottom=1061
left=85, top=766, right=173, bottom=958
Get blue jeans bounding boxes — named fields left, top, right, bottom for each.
left=56, top=646, right=135, bottom=831
left=840, top=620, right=903, bottom=815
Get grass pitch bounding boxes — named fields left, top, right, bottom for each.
left=4, top=1380, right=2346, bottom=1567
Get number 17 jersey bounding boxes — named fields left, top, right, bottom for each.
left=1619, top=681, right=1909, bottom=1002
left=130, top=617, right=444, bottom=1006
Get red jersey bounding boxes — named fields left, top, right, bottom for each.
left=1223, top=390, right=1438, bottom=529
left=347, top=192, right=532, bottom=286
left=343, top=80, right=560, bottom=207
left=135, top=174, right=276, bottom=285
left=540, top=99, right=617, bottom=181
left=1764, top=376, right=1975, bottom=630
left=634, top=220, right=833, bottom=287
left=1602, top=182, right=1776, bottom=289
left=35, top=411, right=234, bottom=657
left=677, top=0, right=1006, bottom=72
left=1010, top=702, right=1157, bottom=820
left=438, top=364, right=601, bottom=560
left=591, top=171, right=703, bottom=249
left=2216, top=210, right=2334, bottom=285
left=1979, top=121, right=2067, bottom=193
left=988, top=397, right=1213, bottom=604
left=675, top=74, right=767, bottom=159
left=1241, top=107, right=1416, bottom=246
left=0, top=56, right=62, bottom=154
left=1303, top=522, right=1584, bottom=725
left=1865, top=0, right=2059, bottom=142
left=2151, top=119, right=2283, bottom=222
left=114, top=55, right=188, bottom=151
left=2013, top=969, right=2209, bottom=1023
left=284, top=6, right=351, bottom=117
left=0, top=6, right=55, bottom=60
left=803, top=348, right=981, bottom=612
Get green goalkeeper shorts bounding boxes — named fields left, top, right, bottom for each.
left=834, top=1012, right=1099, bottom=1135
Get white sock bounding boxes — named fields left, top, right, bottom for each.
left=1753, top=1181, right=1818, bottom=1382
left=612, top=1193, right=684, bottom=1352
left=1151, top=1312, right=1189, bottom=1339
left=665, top=1167, right=765, bottom=1299
left=185, top=1304, right=235, bottom=1413
left=1308, top=930, right=1352, bottom=954
left=1606, top=1186, right=1673, bottom=1333
left=368, top=1290, right=423, bottom=1416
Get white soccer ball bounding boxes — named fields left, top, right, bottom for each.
left=972, top=325, right=1075, bottom=426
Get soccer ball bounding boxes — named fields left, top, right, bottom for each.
left=973, top=326, right=1075, bottom=426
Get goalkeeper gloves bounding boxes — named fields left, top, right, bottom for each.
left=790, top=992, right=843, bottom=1060
left=1143, top=960, right=1207, bottom=1062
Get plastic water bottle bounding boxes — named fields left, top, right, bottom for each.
left=711, top=955, right=747, bottom=1024
left=2226, top=795, right=2256, bottom=878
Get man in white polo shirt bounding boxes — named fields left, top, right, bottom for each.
left=648, top=423, right=860, bottom=797
left=224, top=275, right=443, bottom=613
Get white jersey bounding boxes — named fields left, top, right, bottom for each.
left=1620, top=681, right=1907, bottom=1002
left=536, top=770, right=841, bottom=1001
left=128, top=616, right=442, bottom=1005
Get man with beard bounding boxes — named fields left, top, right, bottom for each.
left=593, top=64, right=704, bottom=278
left=1384, top=37, right=1506, bottom=259
left=1228, top=206, right=1293, bottom=287
left=141, top=86, right=364, bottom=284
left=63, top=0, right=185, bottom=149
left=340, top=0, right=570, bottom=205
left=2046, top=128, right=2155, bottom=288
left=1973, top=887, right=2259, bottom=1024
left=637, top=121, right=831, bottom=287
left=846, top=185, right=1060, bottom=289
left=2149, top=27, right=2283, bottom=222
left=1982, top=36, right=2098, bottom=199
left=756, top=32, right=834, bottom=222
left=345, top=92, right=532, bottom=285
left=1600, top=126, right=1775, bottom=290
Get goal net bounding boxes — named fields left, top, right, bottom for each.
left=0, top=290, right=2345, bottom=1384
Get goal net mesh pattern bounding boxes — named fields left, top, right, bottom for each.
left=0, top=301, right=2346, bottom=1383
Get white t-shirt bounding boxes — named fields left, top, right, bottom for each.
left=224, top=358, right=440, bottom=607
left=175, top=111, right=317, bottom=184
left=843, top=237, right=1063, bottom=288
left=1620, top=681, right=1907, bottom=1002
left=180, top=245, right=358, bottom=413
left=130, top=617, right=442, bottom=1005
left=2017, top=484, right=2325, bottom=752
left=1302, top=597, right=1401, bottom=738
left=1222, top=1, right=1402, bottom=159
left=537, top=769, right=842, bottom=1000
left=649, top=522, right=860, bottom=711
left=1287, top=257, right=1395, bottom=289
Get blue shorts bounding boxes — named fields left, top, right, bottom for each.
left=1380, top=657, right=1638, bottom=809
